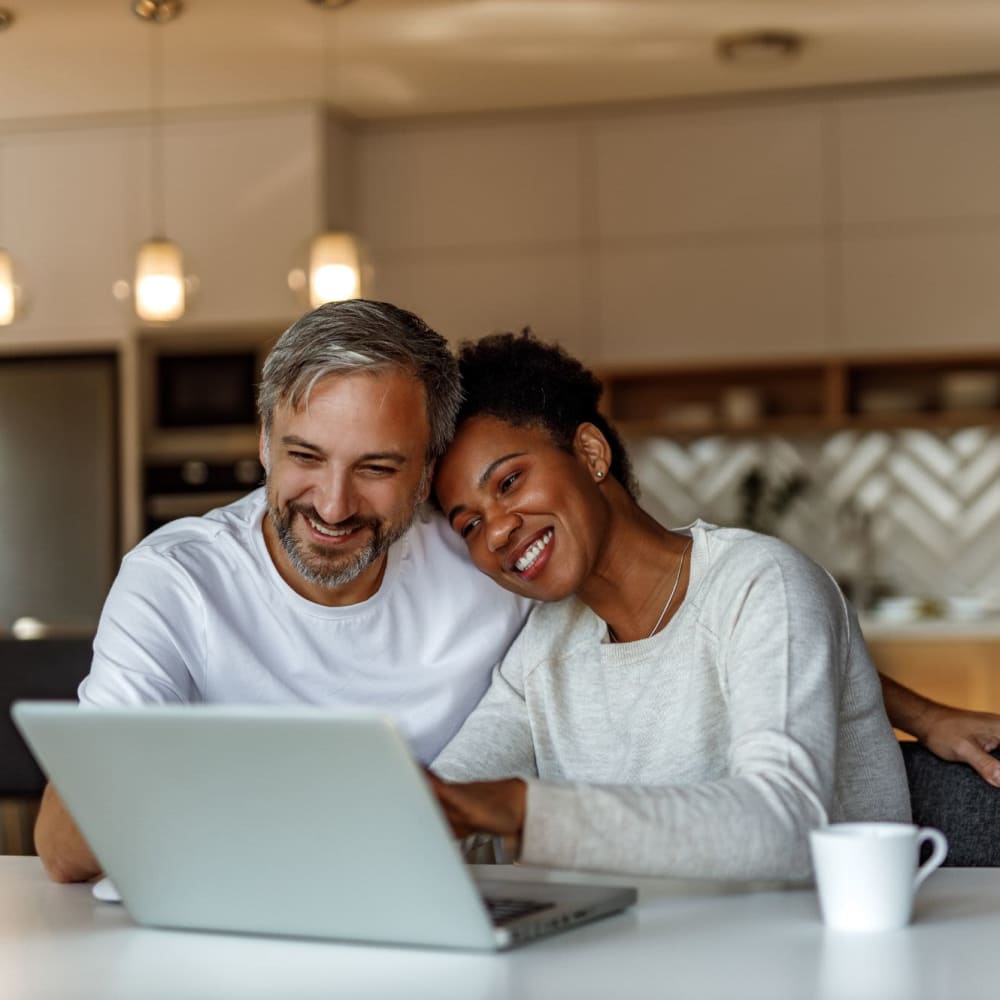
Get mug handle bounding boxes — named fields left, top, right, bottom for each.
left=913, top=827, right=949, bottom=891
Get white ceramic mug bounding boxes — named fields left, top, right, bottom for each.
left=809, top=822, right=948, bottom=932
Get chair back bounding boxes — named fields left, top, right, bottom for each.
left=901, top=741, right=1000, bottom=867
left=0, top=639, right=92, bottom=797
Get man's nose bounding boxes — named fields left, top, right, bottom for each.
left=485, top=509, right=520, bottom=553
left=312, top=472, right=358, bottom=525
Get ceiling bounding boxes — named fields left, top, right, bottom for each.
left=2, top=0, right=1000, bottom=124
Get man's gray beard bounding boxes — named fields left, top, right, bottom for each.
left=269, top=500, right=415, bottom=589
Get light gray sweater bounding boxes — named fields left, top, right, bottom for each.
left=434, top=521, right=910, bottom=880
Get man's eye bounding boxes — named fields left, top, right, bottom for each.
left=460, top=517, right=481, bottom=540
left=290, top=451, right=318, bottom=463
left=361, top=465, right=396, bottom=477
left=499, top=471, right=520, bottom=494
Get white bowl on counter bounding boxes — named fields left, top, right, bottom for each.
left=868, top=596, right=924, bottom=624
left=943, top=596, right=988, bottom=622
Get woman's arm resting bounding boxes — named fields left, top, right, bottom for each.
left=880, top=673, right=1000, bottom=787
left=34, top=784, right=102, bottom=883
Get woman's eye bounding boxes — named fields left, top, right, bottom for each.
left=499, top=471, right=520, bottom=494
left=460, top=517, right=481, bottom=540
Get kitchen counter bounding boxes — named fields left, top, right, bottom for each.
left=860, top=614, right=1000, bottom=641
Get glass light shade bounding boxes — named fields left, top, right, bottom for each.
left=0, top=249, right=15, bottom=326
left=135, top=238, right=185, bottom=322
left=309, top=231, right=361, bottom=306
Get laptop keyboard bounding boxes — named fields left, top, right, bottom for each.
left=483, top=896, right=555, bottom=926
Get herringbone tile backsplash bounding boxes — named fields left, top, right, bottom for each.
left=630, top=427, right=1000, bottom=604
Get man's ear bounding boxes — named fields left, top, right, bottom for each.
left=418, top=459, right=437, bottom=504
left=259, top=428, right=270, bottom=473
left=573, top=423, right=613, bottom=481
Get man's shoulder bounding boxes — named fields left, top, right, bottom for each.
left=399, top=507, right=534, bottom=615
left=128, top=489, right=263, bottom=569
left=402, top=506, right=487, bottom=574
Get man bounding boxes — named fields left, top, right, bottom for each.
left=35, top=299, right=531, bottom=882
left=36, top=299, right=1000, bottom=882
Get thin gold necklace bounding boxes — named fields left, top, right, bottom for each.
left=607, top=537, right=692, bottom=643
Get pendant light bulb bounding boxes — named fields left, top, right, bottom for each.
left=135, top=238, right=185, bottom=322
left=309, top=231, right=361, bottom=306
left=0, top=249, right=15, bottom=326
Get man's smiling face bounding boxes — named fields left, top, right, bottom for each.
left=260, top=368, right=432, bottom=605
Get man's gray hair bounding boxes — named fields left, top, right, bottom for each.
left=258, top=300, right=461, bottom=461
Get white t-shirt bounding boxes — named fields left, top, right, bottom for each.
left=80, top=489, right=532, bottom=762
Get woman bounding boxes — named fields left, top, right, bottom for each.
left=429, top=331, right=910, bottom=880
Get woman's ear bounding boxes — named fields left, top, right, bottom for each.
left=573, top=423, right=613, bottom=483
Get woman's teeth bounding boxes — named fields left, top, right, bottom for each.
left=307, top=516, right=354, bottom=538
left=515, top=530, right=553, bottom=572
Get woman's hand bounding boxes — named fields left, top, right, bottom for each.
left=917, top=705, right=1000, bottom=788
left=880, top=673, right=1000, bottom=787
left=426, top=772, right=527, bottom=839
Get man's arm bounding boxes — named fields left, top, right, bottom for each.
left=34, top=784, right=101, bottom=883
left=879, top=673, right=1000, bottom=787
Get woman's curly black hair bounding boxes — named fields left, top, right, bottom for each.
left=454, top=330, right=639, bottom=500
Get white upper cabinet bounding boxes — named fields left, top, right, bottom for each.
left=359, top=119, right=584, bottom=253
left=0, top=106, right=325, bottom=349
left=838, top=88, right=1000, bottom=224
left=594, top=104, right=826, bottom=238
left=590, top=103, right=829, bottom=361
left=2, top=126, right=140, bottom=345
left=359, top=118, right=591, bottom=354
left=836, top=87, right=1000, bottom=351
left=163, top=109, right=324, bottom=328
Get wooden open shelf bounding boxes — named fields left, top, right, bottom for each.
left=597, top=351, right=1000, bottom=437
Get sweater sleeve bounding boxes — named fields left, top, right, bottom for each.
left=519, top=549, right=847, bottom=880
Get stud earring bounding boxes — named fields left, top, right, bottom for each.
left=595, top=470, right=605, bottom=480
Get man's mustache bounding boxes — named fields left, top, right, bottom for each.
left=288, top=504, right=379, bottom=534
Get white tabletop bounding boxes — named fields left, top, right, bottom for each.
left=1, top=856, right=996, bottom=1000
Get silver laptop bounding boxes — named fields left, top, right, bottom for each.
left=13, top=702, right=636, bottom=950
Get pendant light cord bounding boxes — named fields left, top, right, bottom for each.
left=148, top=18, right=165, bottom=238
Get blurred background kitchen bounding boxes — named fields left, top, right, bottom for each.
left=3, top=1, right=1000, bottom=772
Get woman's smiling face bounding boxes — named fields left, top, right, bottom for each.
left=434, top=415, right=611, bottom=602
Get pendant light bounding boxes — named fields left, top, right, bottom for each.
left=309, top=0, right=362, bottom=306
left=0, top=248, right=15, bottom=327
left=0, top=12, right=20, bottom=327
left=133, top=0, right=185, bottom=322
left=309, top=231, right=361, bottom=306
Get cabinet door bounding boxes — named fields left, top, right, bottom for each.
left=0, top=108, right=324, bottom=347
left=163, top=109, right=323, bottom=326
left=2, top=127, right=140, bottom=343
left=838, top=88, right=1000, bottom=354
left=592, top=104, right=830, bottom=363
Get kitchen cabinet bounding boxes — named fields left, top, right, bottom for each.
left=0, top=106, right=326, bottom=352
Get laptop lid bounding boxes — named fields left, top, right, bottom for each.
left=13, top=702, right=635, bottom=950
